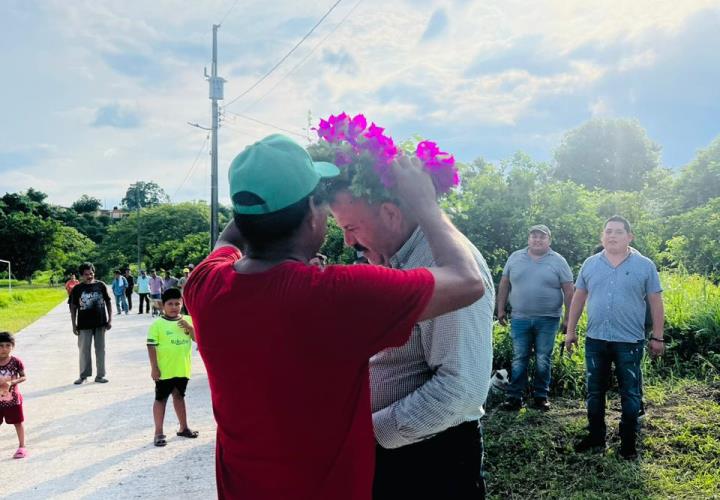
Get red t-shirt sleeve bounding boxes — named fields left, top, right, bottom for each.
left=319, top=265, right=435, bottom=357
left=184, top=246, right=242, bottom=314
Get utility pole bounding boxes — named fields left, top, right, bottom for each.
left=136, top=185, right=142, bottom=272
left=205, top=24, right=225, bottom=250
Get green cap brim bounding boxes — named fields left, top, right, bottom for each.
left=313, top=161, right=340, bottom=178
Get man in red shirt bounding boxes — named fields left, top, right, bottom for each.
left=184, top=134, right=485, bottom=500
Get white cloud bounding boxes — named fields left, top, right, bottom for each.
left=1, top=0, right=716, bottom=206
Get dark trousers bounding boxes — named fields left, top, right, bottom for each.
left=125, top=288, right=133, bottom=310
left=138, top=293, right=150, bottom=313
left=373, top=420, right=485, bottom=499
left=585, top=338, right=643, bottom=443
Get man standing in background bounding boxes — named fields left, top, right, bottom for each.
left=497, top=224, right=574, bottom=411
left=566, top=215, right=665, bottom=460
left=136, top=270, right=150, bottom=314
left=124, top=268, right=135, bottom=312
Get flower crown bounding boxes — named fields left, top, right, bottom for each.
left=310, top=112, right=459, bottom=203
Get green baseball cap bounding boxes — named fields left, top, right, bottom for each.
left=228, top=134, right=339, bottom=215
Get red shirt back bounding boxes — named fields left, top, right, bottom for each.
left=184, top=246, right=434, bottom=500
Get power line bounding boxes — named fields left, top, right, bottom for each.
left=223, top=110, right=307, bottom=139
left=172, top=134, right=210, bottom=201
left=218, top=0, right=240, bottom=26
left=224, top=0, right=344, bottom=108
left=241, top=0, right=363, bottom=113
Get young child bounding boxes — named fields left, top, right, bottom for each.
left=146, top=288, right=198, bottom=447
left=0, top=331, right=27, bottom=459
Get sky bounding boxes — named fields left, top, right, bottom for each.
left=1, top=0, right=719, bottom=208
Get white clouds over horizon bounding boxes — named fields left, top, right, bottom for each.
left=0, top=0, right=718, bottom=207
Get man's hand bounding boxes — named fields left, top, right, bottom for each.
left=392, top=154, right=438, bottom=217
left=560, top=322, right=568, bottom=335
left=565, top=331, right=579, bottom=355
left=497, top=312, right=508, bottom=327
left=648, top=338, right=665, bottom=358
left=106, top=322, right=112, bottom=331
left=151, top=367, right=161, bottom=381
left=72, top=325, right=79, bottom=336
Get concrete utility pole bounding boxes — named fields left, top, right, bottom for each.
left=206, top=24, right=225, bottom=250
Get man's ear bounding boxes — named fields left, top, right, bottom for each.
left=379, top=201, right=403, bottom=231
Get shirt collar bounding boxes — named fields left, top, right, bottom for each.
left=389, top=226, right=424, bottom=269
left=523, top=246, right=554, bottom=259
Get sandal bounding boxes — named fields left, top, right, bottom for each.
left=13, top=447, right=27, bottom=459
left=154, top=434, right=167, bottom=447
left=176, top=428, right=199, bottom=438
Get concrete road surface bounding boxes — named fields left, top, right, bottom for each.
left=3, top=295, right=217, bottom=499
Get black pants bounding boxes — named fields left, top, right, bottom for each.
left=373, top=420, right=486, bottom=499
left=125, top=288, right=133, bottom=310
left=138, top=293, right=150, bottom=313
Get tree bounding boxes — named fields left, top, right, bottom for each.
left=121, top=181, right=169, bottom=210
left=553, top=118, right=661, bottom=191
left=674, top=134, right=720, bottom=211
left=661, top=198, right=720, bottom=280
left=71, top=194, right=102, bottom=213
left=0, top=212, right=57, bottom=280
left=46, top=226, right=96, bottom=275
left=96, top=202, right=209, bottom=274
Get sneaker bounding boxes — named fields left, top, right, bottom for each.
left=531, top=397, right=551, bottom=411
left=499, top=398, right=523, bottom=411
left=95, top=377, right=109, bottom=383
left=574, top=435, right=606, bottom=454
left=73, top=377, right=87, bottom=385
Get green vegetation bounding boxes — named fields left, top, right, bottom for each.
left=484, top=380, right=720, bottom=499
left=0, top=287, right=66, bottom=333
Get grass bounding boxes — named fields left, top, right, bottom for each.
left=0, top=287, right=67, bottom=333
left=484, top=379, right=720, bottom=499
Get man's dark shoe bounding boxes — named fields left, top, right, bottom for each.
left=499, top=398, right=523, bottom=411
left=638, top=403, right=646, bottom=421
left=95, top=377, right=109, bottom=383
left=73, top=377, right=87, bottom=385
left=619, top=443, right=638, bottom=460
left=574, top=435, right=606, bottom=454
left=531, top=397, right=551, bottom=411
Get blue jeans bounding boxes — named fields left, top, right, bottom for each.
left=114, top=293, right=128, bottom=313
left=585, top=337, right=643, bottom=442
left=507, top=316, right=560, bottom=399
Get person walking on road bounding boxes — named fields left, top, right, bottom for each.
left=136, top=270, right=151, bottom=314
left=111, top=270, right=129, bottom=315
left=124, top=268, right=135, bottom=312
left=69, top=262, right=112, bottom=385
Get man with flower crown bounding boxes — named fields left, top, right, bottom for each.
left=310, top=113, right=495, bottom=499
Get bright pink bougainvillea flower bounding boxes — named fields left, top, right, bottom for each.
left=315, top=112, right=460, bottom=195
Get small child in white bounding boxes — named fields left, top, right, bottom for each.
left=147, top=288, right=198, bottom=447
left=0, top=331, right=28, bottom=458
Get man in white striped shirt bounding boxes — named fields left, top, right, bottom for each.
left=330, top=189, right=495, bottom=499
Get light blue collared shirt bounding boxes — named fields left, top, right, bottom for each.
left=576, top=248, right=662, bottom=343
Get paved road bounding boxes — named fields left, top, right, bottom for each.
left=4, top=295, right=217, bottom=499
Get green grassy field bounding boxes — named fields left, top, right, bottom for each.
left=484, top=379, right=720, bottom=499
left=0, top=287, right=67, bottom=333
